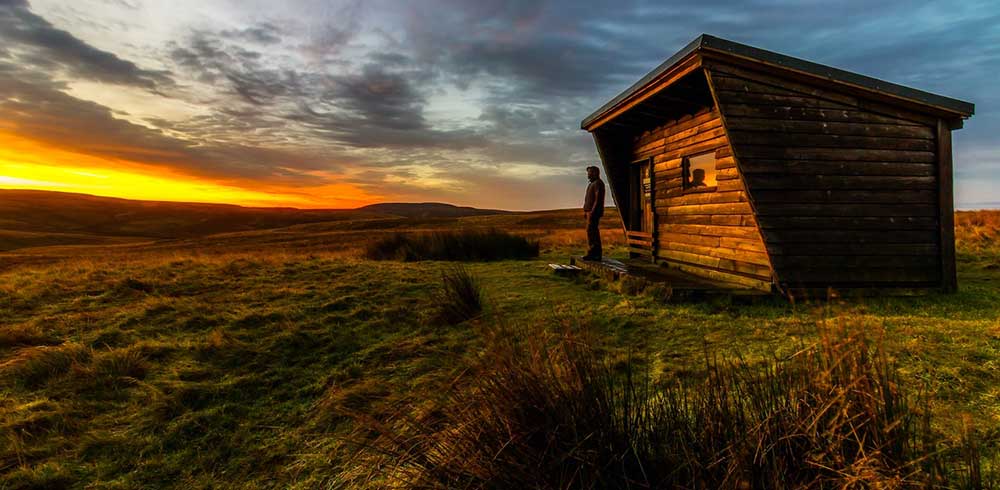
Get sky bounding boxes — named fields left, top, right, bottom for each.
left=0, top=0, right=997, bottom=210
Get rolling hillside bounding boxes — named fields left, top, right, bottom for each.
left=358, top=202, right=510, bottom=219
left=0, top=190, right=513, bottom=251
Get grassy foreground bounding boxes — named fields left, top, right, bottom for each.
left=2, top=211, right=1000, bottom=488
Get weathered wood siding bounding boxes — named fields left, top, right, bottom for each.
left=630, top=107, right=773, bottom=290
left=707, top=62, right=942, bottom=291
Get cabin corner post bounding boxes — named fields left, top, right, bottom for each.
left=937, top=119, right=958, bottom=293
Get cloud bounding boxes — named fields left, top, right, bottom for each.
left=220, top=22, right=283, bottom=45
left=0, top=60, right=342, bottom=186
left=166, top=28, right=488, bottom=150
left=291, top=61, right=491, bottom=149
left=1, top=0, right=996, bottom=209
left=0, top=0, right=171, bottom=90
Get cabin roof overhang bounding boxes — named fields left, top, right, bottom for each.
left=581, top=34, right=975, bottom=132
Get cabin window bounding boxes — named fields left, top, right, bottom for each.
left=682, top=151, right=717, bottom=192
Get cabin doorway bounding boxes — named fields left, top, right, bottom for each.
left=626, top=159, right=655, bottom=260
left=629, top=160, right=653, bottom=232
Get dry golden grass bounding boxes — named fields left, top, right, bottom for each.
left=345, top=318, right=986, bottom=489
left=957, top=210, right=1000, bottom=253
left=1, top=209, right=998, bottom=488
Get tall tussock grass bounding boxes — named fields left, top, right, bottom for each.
left=0, top=323, right=60, bottom=348
left=92, top=346, right=148, bottom=385
left=365, top=229, right=539, bottom=261
left=433, top=267, right=484, bottom=325
left=342, top=321, right=989, bottom=489
left=1, top=343, right=91, bottom=388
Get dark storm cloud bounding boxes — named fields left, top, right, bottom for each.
left=321, top=64, right=429, bottom=131
left=402, top=0, right=640, bottom=99
left=168, top=28, right=488, bottom=150
left=169, top=33, right=277, bottom=89
left=0, top=0, right=171, bottom=90
left=221, top=22, right=283, bottom=45
left=294, top=60, right=490, bottom=149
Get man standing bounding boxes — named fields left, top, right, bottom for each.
left=583, top=165, right=605, bottom=261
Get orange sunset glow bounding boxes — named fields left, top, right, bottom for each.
left=0, top=132, right=379, bottom=208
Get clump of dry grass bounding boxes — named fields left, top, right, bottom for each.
left=0, top=323, right=60, bottom=348
left=1, top=343, right=91, bottom=388
left=433, top=267, right=484, bottom=325
left=365, top=229, right=539, bottom=261
left=92, top=347, right=148, bottom=385
left=956, top=210, right=1000, bottom=254
left=341, top=320, right=987, bottom=489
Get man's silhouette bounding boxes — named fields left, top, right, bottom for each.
left=690, top=168, right=707, bottom=188
left=583, top=166, right=605, bottom=261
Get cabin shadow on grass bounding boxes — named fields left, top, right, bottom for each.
left=341, top=316, right=990, bottom=490
left=365, top=229, right=539, bottom=262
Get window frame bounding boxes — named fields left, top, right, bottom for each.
left=681, top=150, right=719, bottom=194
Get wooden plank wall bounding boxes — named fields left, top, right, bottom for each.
left=707, top=62, right=942, bottom=292
left=630, top=107, right=773, bottom=290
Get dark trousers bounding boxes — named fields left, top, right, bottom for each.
left=586, top=212, right=602, bottom=259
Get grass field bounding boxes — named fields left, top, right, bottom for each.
left=2, top=208, right=999, bottom=488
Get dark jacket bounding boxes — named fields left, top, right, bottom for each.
left=584, top=178, right=605, bottom=217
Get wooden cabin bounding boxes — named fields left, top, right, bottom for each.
left=581, top=34, right=974, bottom=297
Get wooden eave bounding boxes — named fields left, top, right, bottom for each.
left=581, top=34, right=975, bottom=132
left=581, top=52, right=703, bottom=132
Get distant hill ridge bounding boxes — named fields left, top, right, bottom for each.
left=358, top=202, right=510, bottom=219
left=0, top=190, right=512, bottom=250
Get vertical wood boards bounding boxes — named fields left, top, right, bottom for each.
left=937, top=120, right=957, bottom=292
left=629, top=108, right=773, bottom=291
left=708, top=61, right=945, bottom=292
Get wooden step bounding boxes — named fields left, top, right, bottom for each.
left=548, top=263, right=582, bottom=276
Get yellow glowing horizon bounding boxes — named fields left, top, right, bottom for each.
left=0, top=131, right=381, bottom=209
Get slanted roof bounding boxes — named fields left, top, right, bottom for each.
left=581, top=34, right=975, bottom=130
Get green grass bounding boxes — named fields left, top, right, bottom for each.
left=1, top=216, right=999, bottom=488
